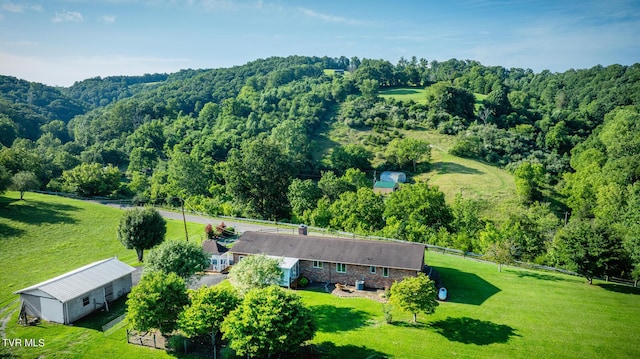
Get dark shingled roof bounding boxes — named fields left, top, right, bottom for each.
left=232, top=231, right=425, bottom=271
left=202, top=240, right=229, bottom=255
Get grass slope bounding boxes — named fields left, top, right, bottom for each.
left=0, top=192, right=205, bottom=358
left=322, top=117, right=518, bottom=221
left=379, top=87, right=427, bottom=104
left=301, top=252, right=640, bottom=359
left=0, top=192, right=203, bottom=307
left=2, top=193, right=639, bottom=358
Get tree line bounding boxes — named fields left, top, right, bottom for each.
left=0, top=55, right=639, bottom=283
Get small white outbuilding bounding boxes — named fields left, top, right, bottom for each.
left=14, top=257, right=136, bottom=324
left=380, top=171, right=407, bottom=183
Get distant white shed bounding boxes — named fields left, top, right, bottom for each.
left=14, top=257, right=136, bottom=324
left=380, top=171, right=407, bottom=183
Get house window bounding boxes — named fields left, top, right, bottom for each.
left=313, top=261, right=323, bottom=269
left=238, top=255, right=245, bottom=262
left=382, top=267, right=389, bottom=277
left=336, top=263, right=346, bottom=273
left=82, top=297, right=90, bottom=306
left=370, top=266, right=377, bottom=274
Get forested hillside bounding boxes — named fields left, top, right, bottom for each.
left=1, top=56, right=638, bottom=282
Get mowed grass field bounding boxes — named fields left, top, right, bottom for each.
left=3, top=193, right=639, bottom=358
left=379, top=87, right=428, bottom=104
left=302, top=252, right=640, bottom=359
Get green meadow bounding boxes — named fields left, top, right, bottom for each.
left=2, top=192, right=639, bottom=358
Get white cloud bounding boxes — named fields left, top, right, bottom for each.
left=1, top=2, right=43, bottom=13
left=101, top=15, right=116, bottom=24
left=199, top=0, right=237, bottom=11
left=5, top=40, right=39, bottom=47
left=298, top=7, right=366, bottom=26
left=52, top=11, right=85, bottom=23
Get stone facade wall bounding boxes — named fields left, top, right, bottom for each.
left=299, top=260, right=416, bottom=290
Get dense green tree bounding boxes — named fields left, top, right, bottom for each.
left=117, top=207, right=166, bottom=262
left=221, top=286, right=316, bottom=358
left=451, top=193, right=484, bottom=237
left=126, top=271, right=189, bottom=334
left=385, top=137, right=431, bottom=171
left=514, top=162, right=545, bottom=204
left=225, top=138, right=295, bottom=220
left=144, top=240, right=209, bottom=281
left=553, top=219, right=628, bottom=284
left=227, top=254, right=283, bottom=295
left=166, top=150, right=210, bottom=198
left=317, top=170, right=354, bottom=201
left=425, top=82, right=475, bottom=120
left=383, top=183, right=453, bottom=242
left=178, top=285, right=240, bottom=359
left=0, top=166, right=11, bottom=194
left=287, top=179, right=322, bottom=221
left=358, top=79, right=379, bottom=98
left=329, top=187, right=385, bottom=234
left=328, top=144, right=372, bottom=173
left=61, top=162, right=121, bottom=197
left=11, top=171, right=39, bottom=200
left=389, top=273, right=439, bottom=323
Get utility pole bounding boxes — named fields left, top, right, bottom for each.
left=180, top=197, right=189, bottom=241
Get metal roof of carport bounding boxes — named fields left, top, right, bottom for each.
left=14, top=257, right=136, bottom=303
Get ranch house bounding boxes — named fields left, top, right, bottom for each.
left=14, top=257, right=135, bottom=325
left=230, top=231, right=426, bottom=289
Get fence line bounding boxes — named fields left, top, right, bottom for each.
left=102, top=314, right=127, bottom=337
left=33, top=190, right=636, bottom=287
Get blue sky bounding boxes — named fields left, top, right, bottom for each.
left=1, top=0, right=639, bottom=86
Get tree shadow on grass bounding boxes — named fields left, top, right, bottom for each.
left=597, top=283, right=640, bottom=295
left=430, top=317, right=520, bottom=345
left=506, top=269, right=565, bottom=282
left=0, top=222, right=25, bottom=239
left=433, top=162, right=484, bottom=175
left=0, top=198, right=78, bottom=229
left=381, top=88, right=421, bottom=96
left=309, top=304, right=371, bottom=333
left=432, top=266, right=500, bottom=305
left=309, top=342, right=389, bottom=359
left=73, top=296, right=128, bottom=331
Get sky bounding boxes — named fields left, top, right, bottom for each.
left=1, top=0, right=639, bottom=87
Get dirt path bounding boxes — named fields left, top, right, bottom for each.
left=0, top=300, right=18, bottom=339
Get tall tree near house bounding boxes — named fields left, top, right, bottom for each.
left=389, top=273, right=439, bottom=323
left=178, top=285, right=240, bottom=359
left=227, top=254, right=283, bottom=295
left=117, top=207, right=166, bottom=262
left=11, top=171, right=39, bottom=200
left=221, top=286, right=316, bottom=358
left=144, top=240, right=209, bottom=282
left=126, top=271, right=189, bottom=335
left=225, top=137, right=296, bottom=220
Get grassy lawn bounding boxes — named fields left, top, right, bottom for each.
left=300, top=251, right=640, bottom=359
left=379, top=86, right=427, bottom=104
left=0, top=191, right=203, bottom=307
left=4, top=192, right=639, bottom=358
